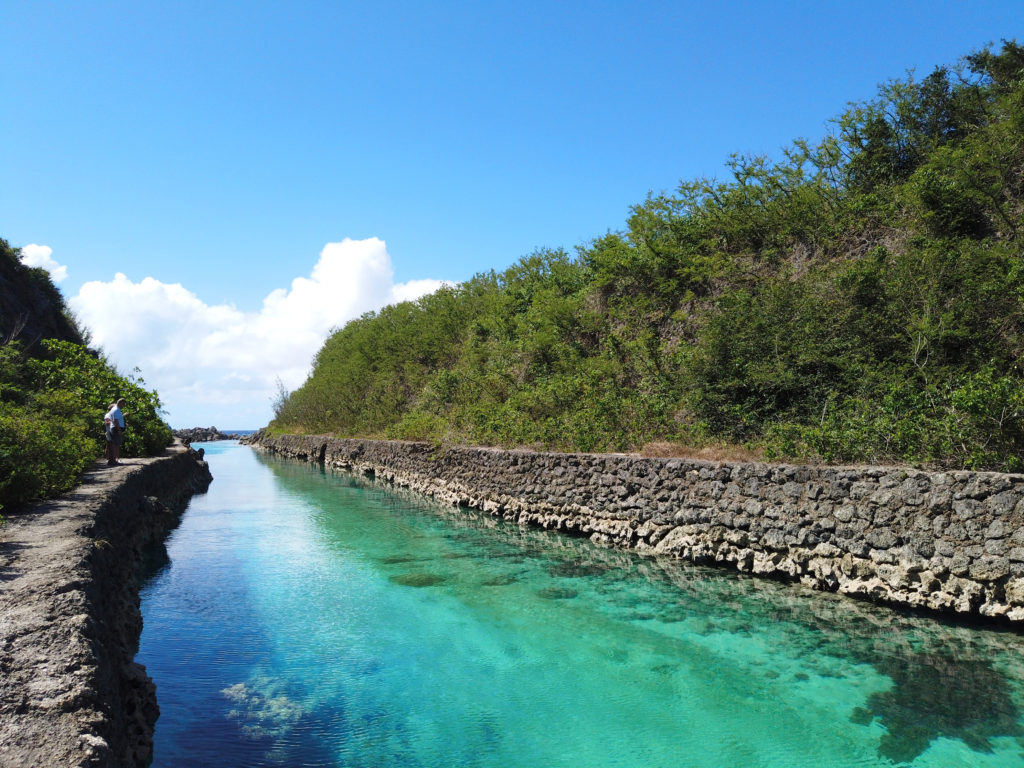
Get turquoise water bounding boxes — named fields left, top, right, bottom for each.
left=139, top=442, right=1024, bottom=767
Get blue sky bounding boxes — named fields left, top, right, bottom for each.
left=3, top=1, right=1021, bottom=427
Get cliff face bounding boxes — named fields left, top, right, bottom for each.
left=0, top=442, right=212, bottom=768
left=0, top=240, right=84, bottom=350
left=246, top=432, right=1024, bottom=624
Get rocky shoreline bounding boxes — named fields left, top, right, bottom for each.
left=0, top=441, right=212, bottom=768
left=245, top=431, right=1024, bottom=625
left=172, top=426, right=240, bottom=443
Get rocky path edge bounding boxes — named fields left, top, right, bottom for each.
left=0, top=441, right=212, bottom=768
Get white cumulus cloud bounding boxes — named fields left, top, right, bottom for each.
left=19, top=243, right=68, bottom=282
left=69, top=238, right=450, bottom=428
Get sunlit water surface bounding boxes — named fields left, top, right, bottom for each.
left=139, top=442, right=1024, bottom=767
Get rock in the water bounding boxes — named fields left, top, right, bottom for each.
left=172, top=426, right=238, bottom=444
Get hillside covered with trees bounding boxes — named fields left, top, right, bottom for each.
left=0, top=239, right=172, bottom=514
left=270, top=41, right=1024, bottom=473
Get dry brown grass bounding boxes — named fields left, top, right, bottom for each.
left=637, top=440, right=767, bottom=463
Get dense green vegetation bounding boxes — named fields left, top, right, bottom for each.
left=0, top=239, right=172, bottom=514
left=272, top=41, right=1024, bottom=472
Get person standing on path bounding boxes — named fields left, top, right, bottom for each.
left=104, top=398, right=127, bottom=466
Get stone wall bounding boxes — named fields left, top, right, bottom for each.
left=245, top=432, right=1024, bottom=623
left=0, top=442, right=213, bottom=768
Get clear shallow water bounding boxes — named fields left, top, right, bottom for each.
left=139, top=442, right=1024, bottom=767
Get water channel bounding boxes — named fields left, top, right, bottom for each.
left=138, top=441, right=1024, bottom=767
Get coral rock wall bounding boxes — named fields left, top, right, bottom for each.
left=0, top=443, right=212, bottom=768
left=246, top=433, right=1024, bottom=623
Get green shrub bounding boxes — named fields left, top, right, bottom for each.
left=0, top=402, right=96, bottom=507
left=30, top=340, right=172, bottom=457
left=0, top=338, right=172, bottom=511
left=269, top=41, right=1024, bottom=472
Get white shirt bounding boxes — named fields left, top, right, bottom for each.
left=106, top=405, right=125, bottom=429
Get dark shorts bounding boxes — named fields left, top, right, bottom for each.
left=106, top=425, right=124, bottom=445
